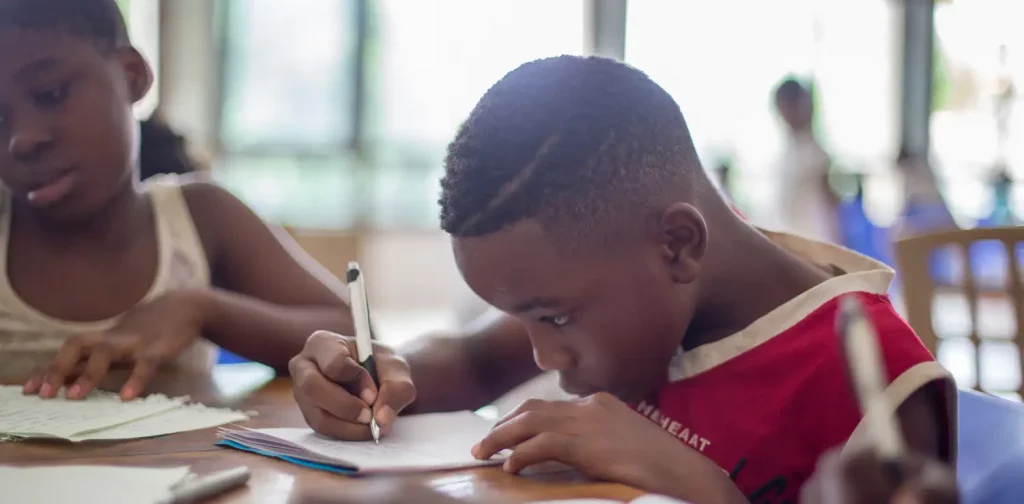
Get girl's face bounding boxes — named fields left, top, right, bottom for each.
left=0, top=28, right=150, bottom=223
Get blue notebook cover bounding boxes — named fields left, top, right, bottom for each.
left=217, top=440, right=356, bottom=475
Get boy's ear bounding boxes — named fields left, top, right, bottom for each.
left=117, top=48, right=154, bottom=104
left=654, top=203, right=707, bottom=284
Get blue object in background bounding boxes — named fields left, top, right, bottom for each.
left=218, top=349, right=249, bottom=364
left=957, top=389, right=1024, bottom=504
left=837, top=192, right=894, bottom=267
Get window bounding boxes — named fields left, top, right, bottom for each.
left=932, top=0, right=1024, bottom=224
left=215, top=0, right=585, bottom=229
left=625, top=0, right=899, bottom=225
left=218, top=0, right=356, bottom=152
left=215, top=0, right=359, bottom=228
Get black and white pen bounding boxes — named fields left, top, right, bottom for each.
left=838, top=295, right=905, bottom=483
left=347, top=261, right=381, bottom=445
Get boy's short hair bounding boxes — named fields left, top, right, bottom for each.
left=0, top=0, right=129, bottom=53
left=439, top=55, right=702, bottom=245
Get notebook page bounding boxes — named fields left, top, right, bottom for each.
left=250, top=411, right=503, bottom=473
left=0, top=386, right=185, bottom=439
left=0, top=465, right=189, bottom=504
left=69, top=403, right=251, bottom=441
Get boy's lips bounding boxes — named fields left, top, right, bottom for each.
left=26, top=169, right=77, bottom=208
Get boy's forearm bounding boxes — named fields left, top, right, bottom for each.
left=644, top=446, right=750, bottom=504
left=399, top=333, right=495, bottom=414
left=198, top=288, right=354, bottom=372
left=401, top=314, right=541, bottom=414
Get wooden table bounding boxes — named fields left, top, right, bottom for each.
left=1, top=365, right=642, bottom=503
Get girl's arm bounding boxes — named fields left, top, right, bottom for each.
left=182, top=179, right=354, bottom=372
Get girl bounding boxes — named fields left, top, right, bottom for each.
left=1, top=0, right=352, bottom=400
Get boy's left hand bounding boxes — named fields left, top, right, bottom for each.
left=23, top=289, right=210, bottom=401
left=472, top=393, right=743, bottom=502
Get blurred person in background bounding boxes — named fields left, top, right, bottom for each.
left=773, top=77, right=841, bottom=243
left=892, top=149, right=957, bottom=238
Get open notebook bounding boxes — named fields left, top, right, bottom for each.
left=218, top=411, right=503, bottom=474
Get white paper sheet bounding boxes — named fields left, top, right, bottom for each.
left=220, top=411, right=504, bottom=473
left=0, top=386, right=185, bottom=439
left=0, top=385, right=250, bottom=442
left=69, top=402, right=251, bottom=441
left=0, top=465, right=190, bottom=504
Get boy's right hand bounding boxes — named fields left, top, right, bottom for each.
left=289, top=330, right=417, bottom=440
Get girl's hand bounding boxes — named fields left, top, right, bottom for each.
left=22, top=289, right=210, bottom=400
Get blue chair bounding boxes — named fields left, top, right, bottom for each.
left=957, top=389, right=1024, bottom=503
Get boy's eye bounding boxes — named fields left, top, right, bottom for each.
left=33, top=82, right=71, bottom=107
left=539, top=314, right=573, bottom=328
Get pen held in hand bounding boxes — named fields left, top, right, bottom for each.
left=347, top=262, right=381, bottom=445
left=838, top=295, right=905, bottom=484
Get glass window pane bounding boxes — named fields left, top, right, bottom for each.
left=625, top=0, right=898, bottom=223
left=363, top=0, right=586, bottom=228
left=219, top=0, right=356, bottom=152
left=214, top=156, right=358, bottom=229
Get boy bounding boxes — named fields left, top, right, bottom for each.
left=289, top=56, right=954, bottom=503
left=1, top=0, right=353, bottom=399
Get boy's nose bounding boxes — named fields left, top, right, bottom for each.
left=531, top=342, right=574, bottom=372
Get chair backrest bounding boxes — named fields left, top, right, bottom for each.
left=895, top=227, right=1024, bottom=397
left=282, top=227, right=362, bottom=282
left=957, top=388, right=1024, bottom=504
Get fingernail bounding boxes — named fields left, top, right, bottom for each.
left=68, top=384, right=81, bottom=398
left=357, top=408, right=372, bottom=424
left=502, top=459, right=512, bottom=472
left=376, top=406, right=395, bottom=425
left=360, top=388, right=376, bottom=405
left=471, top=443, right=481, bottom=458
left=121, top=386, right=136, bottom=399
left=23, top=379, right=37, bottom=393
left=40, top=383, right=52, bottom=397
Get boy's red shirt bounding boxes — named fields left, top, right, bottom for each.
left=632, top=229, right=956, bottom=504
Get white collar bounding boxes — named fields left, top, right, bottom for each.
left=667, top=228, right=893, bottom=382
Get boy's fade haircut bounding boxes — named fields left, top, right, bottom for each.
left=438, top=55, right=703, bottom=248
left=0, top=0, right=130, bottom=53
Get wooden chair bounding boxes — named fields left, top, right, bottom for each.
left=895, top=227, right=1024, bottom=397
left=282, top=227, right=362, bottom=282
